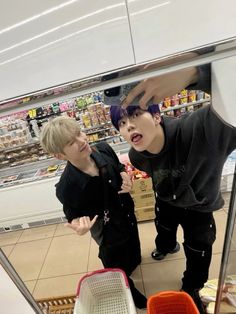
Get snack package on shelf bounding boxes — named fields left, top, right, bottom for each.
left=0, top=175, right=19, bottom=184
left=97, top=109, right=107, bottom=125
left=188, top=90, right=197, bottom=102
left=47, top=165, right=58, bottom=172
left=76, top=97, right=87, bottom=108
left=56, top=163, right=66, bottom=174
left=159, top=90, right=207, bottom=117
left=75, top=92, right=103, bottom=109
left=171, top=94, right=180, bottom=106
left=36, top=166, right=57, bottom=178
left=103, top=105, right=111, bottom=121
left=0, top=117, right=31, bottom=149
left=89, top=112, right=100, bottom=126
left=81, top=112, right=92, bottom=128
left=196, top=90, right=205, bottom=100
left=179, top=89, right=188, bottom=105
left=17, top=170, right=38, bottom=183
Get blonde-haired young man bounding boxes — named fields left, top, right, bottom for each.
left=40, top=116, right=147, bottom=309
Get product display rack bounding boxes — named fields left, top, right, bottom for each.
left=0, top=91, right=210, bottom=190
left=161, top=98, right=210, bottom=113
left=0, top=141, right=130, bottom=189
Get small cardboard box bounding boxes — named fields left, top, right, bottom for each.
left=135, top=205, right=155, bottom=222
left=132, top=191, right=155, bottom=208
left=131, top=178, right=153, bottom=194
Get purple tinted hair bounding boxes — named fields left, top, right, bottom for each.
left=110, top=104, right=161, bottom=130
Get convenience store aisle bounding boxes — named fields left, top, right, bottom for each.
left=0, top=194, right=232, bottom=313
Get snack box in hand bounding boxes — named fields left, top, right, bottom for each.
left=131, top=177, right=153, bottom=194
left=135, top=205, right=155, bottom=222
left=132, top=191, right=155, bottom=208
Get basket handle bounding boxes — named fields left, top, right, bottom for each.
left=76, top=268, right=129, bottom=296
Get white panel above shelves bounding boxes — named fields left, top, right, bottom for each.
left=127, top=0, right=236, bottom=63
left=0, top=0, right=135, bottom=101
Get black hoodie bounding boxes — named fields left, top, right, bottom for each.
left=129, top=105, right=236, bottom=212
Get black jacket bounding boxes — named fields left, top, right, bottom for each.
left=129, top=105, right=236, bottom=212
left=56, top=141, right=136, bottom=245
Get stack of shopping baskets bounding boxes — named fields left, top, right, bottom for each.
left=73, top=268, right=137, bottom=314
left=38, top=269, right=201, bottom=314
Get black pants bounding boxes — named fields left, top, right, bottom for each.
left=98, top=232, right=143, bottom=305
left=98, top=221, right=141, bottom=275
left=154, top=200, right=216, bottom=291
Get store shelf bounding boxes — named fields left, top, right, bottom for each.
left=89, top=134, right=121, bottom=144
left=86, top=126, right=114, bottom=135
left=161, top=99, right=210, bottom=113
left=0, top=140, right=130, bottom=189
left=0, top=95, right=210, bottom=180
left=82, top=121, right=112, bottom=132
left=0, top=139, right=40, bottom=153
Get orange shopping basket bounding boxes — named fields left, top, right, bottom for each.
left=147, top=291, right=199, bottom=314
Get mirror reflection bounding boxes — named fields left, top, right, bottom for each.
left=0, top=62, right=235, bottom=314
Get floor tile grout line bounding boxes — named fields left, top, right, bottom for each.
left=33, top=236, right=55, bottom=295
left=139, top=265, right=147, bottom=297
left=52, top=223, right=59, bottom=237
left=31, top=271, right=89, bottom=282
left=140, top=256, right=186, bottom=266
left=16, top=230, right=26, bottom=243
left=7, top=243, right=16, bottom=258
left=15, top=232, right=75, bottom=244
left=140, top=250, right=224, bottom=267
left=33, top=232, right=91, bottom=290
left=17, top=224, right=58, bottom=244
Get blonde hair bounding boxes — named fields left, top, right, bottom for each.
left=40, top=116, right=80, bottom=154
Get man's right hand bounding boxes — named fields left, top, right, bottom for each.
left=65, top=215, right=98, bottom=235
left=122, top=52, right=200, bottom=109
left=122, top=67, right=197, bottom=109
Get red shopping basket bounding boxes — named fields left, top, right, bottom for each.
left=73, top=268, right=137, bottom=314
left=147, top=291, right=199, bottom=314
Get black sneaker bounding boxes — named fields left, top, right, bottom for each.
left=151, top=242, right=180, bottom=260
left=182, top=289, right=206, bottom=314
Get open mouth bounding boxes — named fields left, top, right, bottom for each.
left=130, top=133, right=143, bottom=144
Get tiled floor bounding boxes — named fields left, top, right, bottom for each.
left=0, top=195, right=233, bottom=313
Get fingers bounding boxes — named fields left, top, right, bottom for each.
left=119, top=186, right=132, bottom=193
left=118, top=173, right=133, bottom=193
left=153, top=94, right=161, bottom=104
left=66, top=216, right=98, bottom=235
left=122, top=81, right=157, bottom=109
left=120, top=173, right=132, bottom=188
left=139, top=92, right=153, bottom=109
left=122, top=83, right=145, bottom=108
left=121, top=180, right=132, bottom=190
left=120, top=171, right=131, bottom=181
left=64, top=222, right=76, bottom=230
left=90, top=215, right=98, bottom=227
